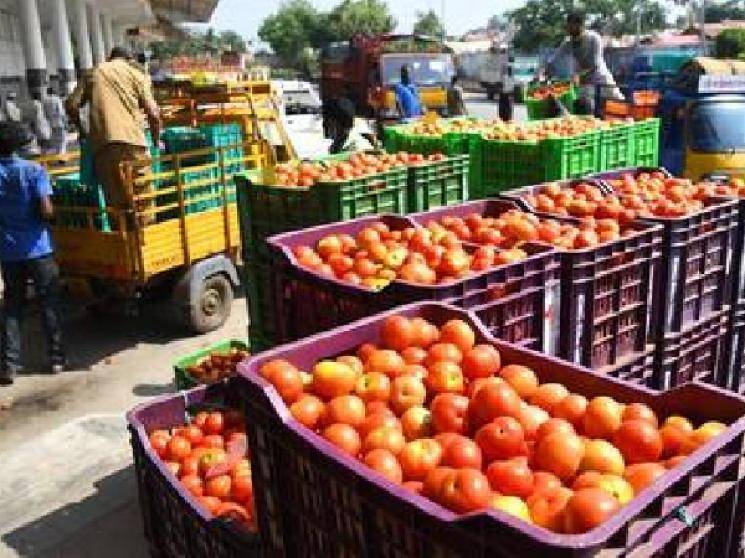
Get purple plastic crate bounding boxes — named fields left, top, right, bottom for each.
left=267, top=209, right=559, bottom=350
left=236, top=302, right=745, bottom=558
left=126, top=381, right=260, bottom=558
left=409, top=198, right=663, bottom=370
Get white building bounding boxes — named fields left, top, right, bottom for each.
left=0, top=0, right=218, bottom=98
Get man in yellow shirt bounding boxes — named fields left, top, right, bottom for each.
left=66, top=47, right=161, bottom=214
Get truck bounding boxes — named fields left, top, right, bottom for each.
left=477, top=44, right=514, bottom=102
left=320, top=34, right=456, bottom=122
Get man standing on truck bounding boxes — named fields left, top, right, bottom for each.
left=0, top=121, right=66, bottom=384
left=394, top=65, right=423, bottom=120
left=65, top=47, right=161, bottom=218
left=538, top=11, right=623, bottom=114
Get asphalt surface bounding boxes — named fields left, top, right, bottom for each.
left=0, top=95, right=525, bottom=558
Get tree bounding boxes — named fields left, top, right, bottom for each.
left=716, top=28, right=745, bottom=58
left=507, top=0, right=668, bottom=53
left=219, top=30, right=248, bottom=53
left=325, top=0, right=396, bottom=40
left=258, top=0, right=327, bottom=68
left=413, top=10, right=444, bottom=38
left=706, top=1, right=745, bottom=23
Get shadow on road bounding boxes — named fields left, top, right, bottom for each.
left=1, top=466, right=148, bottom=558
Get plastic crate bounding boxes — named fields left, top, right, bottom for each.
left=242, top=252, right=276, bottom=352
left=53, top=172, right=111, bottom=231
left=525, top=84, right=577, bottom=120
left=236, top=301, right=745, bottom=558
left=598, top=123, right=635, bottom=171
left=633, top=118, right=661, bottom=167
left=406, top=155, right=469, bottom=213
left=724, top=303, right=745, bottom=395
left=126, top=380, right=260, bottom=558
left=200, top=123, right=245, bottom=175
left=173, top=339, right=249, bottom=390
left=542, top=130, right=601, bottom=182
left=235, top=166, right=407, bottom=260
left=498, top=178, right=612, bottom=209
left=267, top=212, right=558, bottom=347
left=595, top=345, right=656, bottom=386
left=394, top=133, right=447, bottom=156
left=655, top=307, right=730, bottom=391
left=480, top=139, right=545, bottom=195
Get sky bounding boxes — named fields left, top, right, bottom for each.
left=207, top=0, right=526, bottom=45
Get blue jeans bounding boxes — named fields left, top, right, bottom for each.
left=1, top=255, right=65, bottom=372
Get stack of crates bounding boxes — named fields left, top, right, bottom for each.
left=53, top=172, right=110, bottom=231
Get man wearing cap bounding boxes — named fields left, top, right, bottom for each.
left=0, top=121, right=66, bottom=383
left=66, top=47, right=161, bottom=216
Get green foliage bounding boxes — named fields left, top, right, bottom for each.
left=413, top=9, right=445, bottom=38
left=326, top=0, right=396, bottom=40
left=507, top=0, right=667, bottom=53
left=150, top=28, right=248, bottom=60
left=706, top=1, right=745, bottom=23
left=716, top=28, right=745, bottom=59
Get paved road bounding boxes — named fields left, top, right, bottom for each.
left=464, top=92, right=529, bottom=121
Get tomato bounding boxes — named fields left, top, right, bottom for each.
left=582, top=396, right=623, bottom=440
left=363, top=426, right=406, bottom=455
left=398, top=439, right=443, bottom=481
left=467, top=376, right=505, bottom=399
left=322, top=423, right=362, bottom=456
left=563, top=488, right=621, bottom=534
left=474, top=416, right=526, bottom=463
left=180, top=454, right=200, bottom=477
left=402, top=480, right=424, bottom=494
left=400, top=406, right=433, bottom=440
left=623, top=462, right=667, bottom=494
left=164, top=461, right=180, bottom=476
left=325, top=395, right=366, bottom=428
left=357, top=412, right=400, bottom=440
left=552, top=394, right=588, bottom=428
left=401, top=347, right=427, bottom=365
left=516, top=403, right=550, bottom=441
left=290, top=394, right=326, bottom=430
left=490, top=494, right=531, bottom=522
left=430, top=393, right=470, bottom=434
left=201, top=434, right=225, bottom=449
left=573, top=472, right=633, bottom=505
left=364, top=448, right=404, bottom=484
left=580, top=439, right=625, bottom=476
left=198, top=448, right=228, bottom=476
left=622, top=403, right=658, bottom=427
left=534, top=432, right=584, bottom=483
left=498, top=364, right=538, bottom=399
left=231, top=473, right=254, bottom=505
left=441, top=436, right=483, bottom=469
left=530, top=471, right=562, bottom=497
left=535, top=418, right=575, bottom=443
left=425, top=361, right=465, bottom=394
left=529, top=383, right=569, bottom=413
left=197, top=495, right=222, bottom=515
left=181, top=474, right=204, bottom=497
left=259, top=359, right=297, bottom=381
left=205, top=474, right=232, bottom=500
left=389, top=376, right=427, bottom=415
left=439, top=468, right=492, bottom=513
left=461, top=345, right=501, bottom=380
left=680, top=422, right=727, bottom=455
left=179, top=425, right=204, bottom=447
left=365, top=349, right=406, bottom=378
left=659, top=423, right=688, bottom=458
left=425, top=343, right=463, bottom=366
left=438, top=320, right=476, bottom=353
left=337, top=355, right=364, bottom=375
left=167, top=435, right=192, bottom=462
left=613, top=420, right=663, bottom=464
left=380, top=316, right=416, bottom=352
left=149, top=431, right=170, bottom=459
left=486, top=458, right=534, bottom=498
left=423, top=466, right=455, bottom=500
left=354, top=372, right=391, bottom=403
left=468, top=382, right=521, bottom=429
left=357, top=343, right=378, bottom=362
left=268, top=365, right=304, bottom=404
left=312, top=360, right=358, bottom=399
left=527, top=486, right=573, bottom=532
left=663, top=415, right=694, bottom=434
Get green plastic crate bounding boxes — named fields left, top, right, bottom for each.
left=406, top=155, right=469, bottom=212
left=480, top=139, right=544, bottom=197
left=542, top=130, right=600, bottom=181
left=395, top=133, right=447, bottom=155
left=54, top=172, right=111, bottom=231
left=382, top=125, right=402, bottom=152
left=173, top=339, right=249, bottom=391
left=157, top=166, right=221, bottom=221
left=598, top=123, right=635, bottom=171
left=242, top=253, right=276, bottom=350
left=525, top=84, right=577, bottom=120
left=236, top=165, right=408, bottom=260
left=633, top=118, right=661, bottom=167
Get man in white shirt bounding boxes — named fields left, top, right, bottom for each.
left=540, top=11, right=623, bottom=113
left=42, top=87, right=68, bottom=154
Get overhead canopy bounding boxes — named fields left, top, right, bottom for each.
left=148, top=0, right=220, bottom=23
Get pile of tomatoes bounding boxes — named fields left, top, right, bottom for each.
left=423, top=209, right=634, bottom=251
left=185, top=347, right=250, bottom=385
left=292, top=221, right=528, bottom=289
left=147, top=409, right=256, bottom=532
left=482, top=116, right=608, bottom=142
left=258, top=313, right=727, bottom=534
left=527, top=82, right=573, bottom=101
left=273, top=152, right=447, bottom=188
left=700, top=177, right=745, bottom=198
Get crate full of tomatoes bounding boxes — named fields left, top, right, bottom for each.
left=173, top=340, right=250, bottom=390
left=265, top=204, right=559, bottom=351
left=236, top=302, right=745, bottom=557
left=408, top=196, right=662, bottom=376
left=127, top=380, right=259, bottom=557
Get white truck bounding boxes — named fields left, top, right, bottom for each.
left=479, top=44, right=515, bottom=101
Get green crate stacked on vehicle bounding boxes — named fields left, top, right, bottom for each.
left=598, top=122, right=635, bottom=171
left=542, top=130, right=601, bottom=181
left=156, top=166, right=221, bottom=222
left=480, top=139, right=544, bottom=197
left=406, top=155, right=469, bottom=212
left=633, top=118, right=661, bottom=167
left=162, top=126, right=210, bottom=167
left=173, top=339, right=249, bottom=390
left=525, top=84, right=577, bottom=120
left=53, top=172, right=111, bottom=231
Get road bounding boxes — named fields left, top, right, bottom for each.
left=0, top=92, right=523, bottom=557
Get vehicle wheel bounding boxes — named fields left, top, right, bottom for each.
left=175, top=273, right=234, bottom=334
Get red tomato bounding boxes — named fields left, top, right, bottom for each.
left=231, top=473, right=253, bottom=504
left=179, top=425, right=204, bottom=446
left=149, top=431, right=170, bottom=459
left=425, top=343, right=463, bottom=366
left=425, top=361, right=465, bottom=394
left=623, top=462, right=667, bottom=494
left=474, top=416, right=525, bottom=463
left=323, top=423, right=362, bottom=456
left=398, top=439, right=443, bottom=481
left=380, top=316, right=416, bottom=352
left=204, top=412, right=225, bottom=435
left=613, top=420, right=663, bottom=464
left=535, top=418, right=575, bottom=443
left=533, top=432, right=584, bottom=483
left=529, top=383, right=570, bottom=414
left=290, top=394, right=326, bottom=430
left=622, top=403, right=659, bottom=427
left=486, top=458, right=534, bottom=498
left=563, top=488, right=621, bottom=534
left=364, top=448, right=403, bottom=484
left=167, top=435, right=192, bottom=462
left=438, top=320, right=476, bottom=353
left=439, top=468, right=492, bottom=513
left=441, top=436, right=483, bottom=469
left=498, top=364, right=539, bottom=399
left=325, top=395, right=366, bottom=428
left=201, top=434, right=225, bottom=449
left=197, top=495, right=222, bottom=515
left=468, top=382, right=521, bottom=430
left=430, top=393, right=470, bottom=434
left=180, top=474, right=204, bottom=497
left=363, top=426, right=406, bottom=455
left=527, top=486, right=573, bottom=532
left=205, top=474, right=232, bottom=500
left=400, top=406, right=433, bottom=440
left=461, top=345, right=501, bottom=380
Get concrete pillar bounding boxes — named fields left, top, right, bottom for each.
left=73, top=0, right=93, bottom=72
left=51, top=0, right=77, bottom=94
left=17, top=0, right=47, bottom=97
left=88, top=3, right=105, bottom=65
left=102, top=14, right=114, bottom=55
left=112, top=24, right=125, bottom=48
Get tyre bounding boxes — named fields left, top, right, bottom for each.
left=173, top=273, right=234, bottom=334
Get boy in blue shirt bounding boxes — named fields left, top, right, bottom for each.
left=0, top=121, right=65, bottom=384
left=394, top=65, right=423, bottom=120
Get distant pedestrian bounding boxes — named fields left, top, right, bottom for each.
left=447, top=75, right=466, bottom=116
left=0, top=121, right=66, bottom=384
left=42, top=87, right=68, bottom=155
left=394, top=65, right=423, bottom=120
left=325, top=98, right=374, bottom=154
